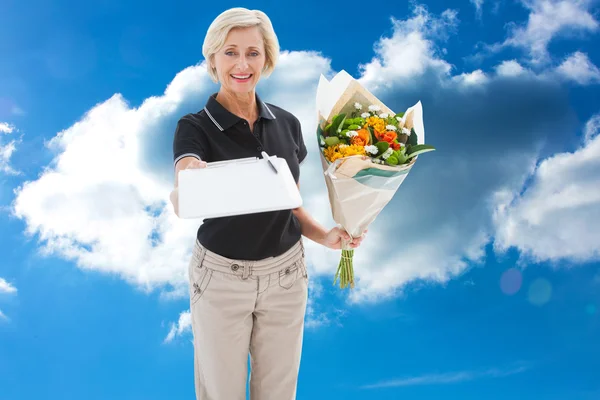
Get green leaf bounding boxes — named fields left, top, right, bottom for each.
left=319, top=134, right=326, bottom=147
left=394, top=112, right=404, bottom=119
left=330, top=113, right=346, bottom=136
left=407, top=144, right=436, bottom=159
left=325, top=136, right=340, bottom=147
left=397, top=151, right=409, bottom=164
left=317, top=124, right=325, bottom=144
left=375, top=141, right=389, bottom=155
left=368, top=126, right=378, bottom=144
left=385, top=155, right=399, bottom=165
left=408, top=127, right=418, bottom=147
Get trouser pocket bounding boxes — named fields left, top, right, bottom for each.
left=278, top=258, right=307, bottom=289
left=189, top=246, right=213, bottom=305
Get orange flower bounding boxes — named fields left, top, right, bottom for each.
left=391, top=142, right=401, bottom=150
left=351, top=136, right=368, bottom=147
left=351, top=129, right=370, bottom=147
left=381, top=131, right=397, bottom=143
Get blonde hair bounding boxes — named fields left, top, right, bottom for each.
left=202, top=8, right=280, bottom=83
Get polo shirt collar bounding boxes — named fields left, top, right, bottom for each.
left=203, top=92, right=276, bottom=132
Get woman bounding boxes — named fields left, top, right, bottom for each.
left=171, top=7, right=365, bottom=400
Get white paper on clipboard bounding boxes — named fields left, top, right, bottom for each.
left=177, top=154, right=302, bottom=219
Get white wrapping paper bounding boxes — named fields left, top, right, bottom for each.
left=316, top=71, right=431, bottom=288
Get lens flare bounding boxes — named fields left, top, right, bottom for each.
left=500, top=268, right=522, bottom=295
left=528, top=278, right=552, bottom=306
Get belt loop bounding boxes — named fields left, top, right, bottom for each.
left=242, top=262, right=250, bottom=280
left=300, top=238, right=305, bottom=257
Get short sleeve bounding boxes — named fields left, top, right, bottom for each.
left=172, top=117, right=208, bottom=168
left=295, top=117, right=308, bottom=165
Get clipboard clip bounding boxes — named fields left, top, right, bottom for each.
left=261, top=151, right=278, bottom=174
left=205, top=157, right=257, bottom=169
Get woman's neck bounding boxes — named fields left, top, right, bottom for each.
left=216, top=89, right=259, bottom=122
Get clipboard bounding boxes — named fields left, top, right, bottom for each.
left=177, top=152, right=303, bottom=219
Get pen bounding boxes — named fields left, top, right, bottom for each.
left=261, top=151, right=278, bottom=174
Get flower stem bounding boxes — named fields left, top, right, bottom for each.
left=333, top=248, right=355, bottom=289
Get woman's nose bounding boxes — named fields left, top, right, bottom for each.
left=236, top=55, right=249, bottom=69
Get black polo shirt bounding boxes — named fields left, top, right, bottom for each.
left=172, top=92, right=308, bottom=260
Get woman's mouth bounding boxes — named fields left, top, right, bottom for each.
left=231, top=74, right=252, bottom=83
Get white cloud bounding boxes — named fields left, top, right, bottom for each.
left=308, top=5, right=571, bottom=303
left=357, top=5, right=457, bottom=90
left=475, top=0, right=599, bottom=68
left=0, top=122, right=15, bottom=134
left=304, top=278, right=347, bottom=330
left=360, top=363, right=530, bottom=389
left=495, top=60, right=527, bottom=77
left=0, top=278, right=17, bottom=323
left=11, top=66, right=215, bottom=295
left=453, top=69, right=489, bottom=85
left=493, top=112, right=600, bottom=263
left=0, top=141, right=18, bottom=174
left=471, top=0, right=485, bottom=19
left=494, top=0, right=599, bottom=65
left=0, top=278, right=17, bottom=294
left=164, top=310, right=191, bottom=343
left=584, top=113, right=600, bottom=143
left=0, top=122, right=20, bottom=175
left=556, top=51, right=600, bottom=85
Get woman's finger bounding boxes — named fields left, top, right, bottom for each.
left=186, top=159, right=207, bottom=169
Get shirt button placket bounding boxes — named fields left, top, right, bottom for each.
left=252, top=121, right=264, bottom=153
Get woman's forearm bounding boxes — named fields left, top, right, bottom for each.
left=292, top=206, right=328, bottom=246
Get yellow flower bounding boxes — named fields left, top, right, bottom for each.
left=323, top=144, right=366, bottom=162
left=365, top=116, right=386, bottom=133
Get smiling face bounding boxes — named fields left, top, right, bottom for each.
left=212, top=26, right=266, bottom=95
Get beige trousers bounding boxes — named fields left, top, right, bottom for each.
left=188, top=238, right=308, bottom=400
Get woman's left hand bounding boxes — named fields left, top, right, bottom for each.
left=322, top=227, right=367, bottom=250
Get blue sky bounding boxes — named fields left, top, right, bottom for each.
left=1, top=0, right=600, bottom=399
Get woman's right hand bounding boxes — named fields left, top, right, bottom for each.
left=185, top=159, right=207, bottom=169
left=171, top=157, right=207, bottom=217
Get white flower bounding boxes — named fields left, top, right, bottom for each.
left=320, top=137, right=325, bottom=146
left=361, top=112, right=370, bottom=119
left=379, top=113, right=389, bottom=119
left=382, top=147, right=394, bottom=159
left=339, top=144, right=348, bottom=148
left=368, top=104, right=381, bottom=112
left=402, top=127, right=410, bottom=135
left=386, top=125, right=397, bottom=131
left=354, top=102, right=362, bottom=110
left=364, top=145, right=379, bottom=155
left=396, top=116, right=402, bottom=121
left=346, top=130, right=358, bottom=137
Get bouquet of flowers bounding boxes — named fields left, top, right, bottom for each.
left=316, top=70, right=435, bottom=289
